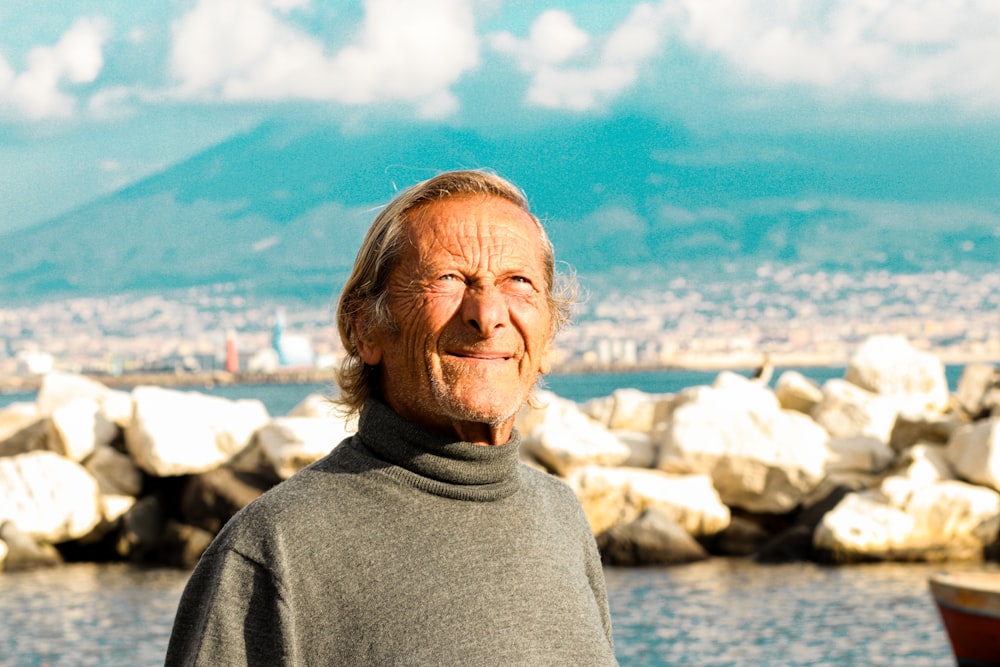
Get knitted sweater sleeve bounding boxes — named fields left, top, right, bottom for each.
left=165, top=546, right=295, bottom=666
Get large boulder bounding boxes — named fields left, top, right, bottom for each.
left=180, top=467, right=274, bottom=534
left=0, top=521, right=63, bottom=571
left=814, top=447, right=1000, bottom=562
left=253, top=416, right=354, bottom=480
left=954, top=363, right=1000, bottom=420
left=35, top=371, right=133, bottom=426
left=565, top=465, right=730, bottom=537
left=844, top=335, right=950, bottom=413
left=125, top=386, right=270, bottom=476
left=655, top=372, right=830, bottom=513
left=774, top=370, right=824, bottom=415
left=287, top=393, right=337, bottom=418
left=888, top=413, right=963, bottom=453
left=596, top=508, right=709, bottom=566
left=811, top=379, right=905, bottom=443
left=47, top=397, right=119, bottom=462
left=615, top=431, right=657, bottom=469
left=0, top=403, right=48, bottom=457
left=946, top=418, right=1000, bottom=492
left=825, top=436, right=895, bottom=475
left=580, top=388, right=674, bottom=433
left=0, top=451, right=103, bottom=543
left=84, top=444, right=143, bottom=497
left=518, top=392, right=631, bottom=476
left=895, top=443, right=954, bottom=485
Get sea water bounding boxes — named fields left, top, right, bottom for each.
left=0, top=558, right=971, bottom=666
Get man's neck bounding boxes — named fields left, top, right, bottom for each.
left=450, top=420, right=514, bottom=447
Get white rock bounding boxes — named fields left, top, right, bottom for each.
left=774, top=370, right=824, bottom=414
left=896, top=444, right=954, bottom=486
left=101, top=494, right=137, bottom=522
left=287, top=393, right=336, bottom=418
left=0, top=401, right=38, bottom=425
left=125, top=386, right=271, bottom=476
left=254, top=416, right=354, bottom=479
left=47, top=397, right=119, bottom=462
left=946, top=418, right=1000, bottom=492
left=655, top=373, right=830, bottom=514
left=565, top=465, right=730, bottom=537
left=0, top=403, right=47, bottom=456
left=580, top=388, right=673, bottom=433
left=845, top=335, right=950, bottom=413
left=815, top=475, right=1000, bottom=561
left=519, top=392, right=631, bottom=476
left=811, top=379, right=904, bottom=442
left=955, top=363, right=1000, bottom=418
left=825, top=436, right=895, bottom=474
left=36, top=371, right=133, bottom=426
left=0, top=538, right=8, bottom=567
left=85, top=444, right=143, bottom=497
left=882, top=477, right=1000, bottom=545
left=814, top=490, right=917, bottom=555
left=616, top=431, right=657, bottom=469
left=0, top=451, right=102, bottom=543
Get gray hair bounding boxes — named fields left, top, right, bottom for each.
left=334, top=169, right=575, bottom=417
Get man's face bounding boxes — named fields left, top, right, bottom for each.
left=356, top=195, right=553, bottom=444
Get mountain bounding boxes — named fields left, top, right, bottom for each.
left=1, top=116, right=997, bottom=303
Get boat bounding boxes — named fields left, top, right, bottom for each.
left=929, top=571, right=1000, bottom=666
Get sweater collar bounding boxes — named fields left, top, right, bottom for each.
left=354, top=399, right=523, bottom=501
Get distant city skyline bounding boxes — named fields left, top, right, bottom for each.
left=2, top=0, right=999, bottom=239
left=3, top=266, right=997, bottom=389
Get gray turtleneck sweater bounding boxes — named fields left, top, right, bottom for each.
left=165, top=400, right=617, bottom=666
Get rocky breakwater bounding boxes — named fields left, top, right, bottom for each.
left=1, top=334, right=999, bottom=572
left=519, top=335, right=1000, bottom=565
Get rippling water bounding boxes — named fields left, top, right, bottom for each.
left=0, top=558, right=980, bottom=666
left=605, top=558, right=976, bottom=666
left=0, top=563, right=187, bottom=667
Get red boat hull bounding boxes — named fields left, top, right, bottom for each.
left=930, top=572, right=1000, bottom=666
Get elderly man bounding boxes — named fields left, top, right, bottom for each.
left=166, top=170, right=617, bottom=665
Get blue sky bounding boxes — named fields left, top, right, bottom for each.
left=2, top=0, right=999, bottom=234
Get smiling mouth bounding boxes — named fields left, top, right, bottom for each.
left=450, top=351, right=513, bottom=361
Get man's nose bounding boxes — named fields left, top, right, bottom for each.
left=461, top=285, right=510, bottom=337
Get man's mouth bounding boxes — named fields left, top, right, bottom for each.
left=449, top=350, right=513, bottom=361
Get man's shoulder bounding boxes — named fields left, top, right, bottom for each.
left=518, top=462, right=579, bottom=502
left=221, top=438, right=370, bottom=527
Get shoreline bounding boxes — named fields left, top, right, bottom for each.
left=2, top=351, right=996, bottom=395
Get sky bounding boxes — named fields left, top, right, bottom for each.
left=2, top=0, right=999, bottom=234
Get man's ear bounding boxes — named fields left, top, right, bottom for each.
left=538, top=340, right=551, bottom=376
left=352, top=321, right=383, bottom=365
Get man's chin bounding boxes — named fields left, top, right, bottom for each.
left=433, top=393, right=522, bottom=428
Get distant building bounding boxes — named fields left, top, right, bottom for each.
left=225, top=330, right=240, bottom=373
left=271, top=308, right=314, bottom=368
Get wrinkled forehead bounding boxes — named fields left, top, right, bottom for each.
left=402, top=195, right=548, bottom=263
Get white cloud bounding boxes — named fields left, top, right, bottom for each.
left=169, top=0, right=479, bottom=115
left=490, top=3, right=673, bottom=111
left=492, top=0, right=1000, bottom=113
left=493, top=9, right=589, bottom=68
left=677, top=0, right=1000, bottom=108
left=0, top=17, right=110, bottom=120
left=87, top=85, right=134, bottom=119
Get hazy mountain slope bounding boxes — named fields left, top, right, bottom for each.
left=1, top=117, right=996, bottom=303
